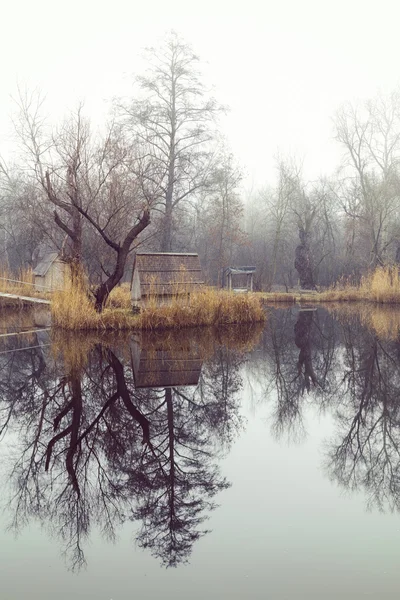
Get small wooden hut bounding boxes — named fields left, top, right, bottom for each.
left=131, top=252, right=204, bottom=306
left=130, top=332, right=203, bottom=388
left=33, top=252, right=71, bottom=292
left=224, top=266, right=256, bottom=292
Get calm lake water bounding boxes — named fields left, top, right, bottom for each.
left=1, top=304, right=400, bottom=599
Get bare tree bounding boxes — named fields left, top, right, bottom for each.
left=119, top=31, right=222, bottom=251
left=14, top=90, right=152, bottom=309
left=195, top=151, right=247, bottom=285
left=334, top=91, right=400, bottom=268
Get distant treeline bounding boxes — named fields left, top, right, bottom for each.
left=1, top=32, right=400, bottom=293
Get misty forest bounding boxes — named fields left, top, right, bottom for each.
left=3, top=20, right=400, bottom=600
left=1, top=32, right=399, bottom=294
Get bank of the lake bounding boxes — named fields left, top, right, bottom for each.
left=51, top=286, right=266, bottom=331
left=261, top=265, right=400, bottom=306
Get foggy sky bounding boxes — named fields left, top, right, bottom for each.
left=1, top=0, right=400, bottom=185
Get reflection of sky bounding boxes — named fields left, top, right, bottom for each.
left=2, top=377, right=400, bottom=599
left=3, top=310, right=400, bottom=598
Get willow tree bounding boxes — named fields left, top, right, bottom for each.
left=14, top=90, right=152, bottom=310
left=120, top=32, right=222, bottom=251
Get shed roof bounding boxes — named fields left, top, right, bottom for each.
left=134, top=252, right=204, bottom=296
left=225, top=266, right=256, bottom=275
left=33, top=252, right=61, bottom=277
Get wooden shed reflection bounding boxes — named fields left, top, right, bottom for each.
left=131, top=331, right=203, bottom=389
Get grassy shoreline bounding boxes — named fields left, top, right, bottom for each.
left=262, top=266, right=400, bottom=306
left=4, top=265, right=400, bottom=329
left=51, top=285, right=266, bottom=331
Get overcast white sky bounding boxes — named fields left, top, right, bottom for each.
left=2, top=0, right=400, bottom=185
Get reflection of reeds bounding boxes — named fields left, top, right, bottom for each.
left=327, top=302, right=400, bottom=341
left=0, top=306, right=38, bottom=331
left=368, top=308, right=400, bottom=340
left=138, top=322, right=264, bottom=358
left=52, top=322, right=264, bottom=370
left=51, top=330, right=133, bottom=370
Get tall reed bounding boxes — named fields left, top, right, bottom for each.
left=51, top=283, right=266, bottom=331
left=138, top=287, right=266, bottom=330
left=262, top=266, right=400, bottom=305
left=0, top=266, right=36, bottom=297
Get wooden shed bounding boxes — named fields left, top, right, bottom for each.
left=33, top=252, right=71, bottom=292
left=131, top=252, right=205, bottom=306
left=130, top=332, right=203, bottom=388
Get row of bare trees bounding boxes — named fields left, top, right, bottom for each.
left=2, top=32, right=400, bottom=297
left=243, top=90, right=400, bottom=290
left=0, top=32, right=241, bottom=309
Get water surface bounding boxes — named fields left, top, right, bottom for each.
left=1, top=304, right=400, bottom=599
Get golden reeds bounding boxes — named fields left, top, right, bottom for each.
left=51, top=283, right=266, bottom=331
left=0, top=266, right=41, bottom=300
left=262, top=266, right=400, bottom=306
left=138, top=287, right=266, bottom=330
left=51, top=284, right=139, bottom=330
left=106, top=282, right=132, bottom=309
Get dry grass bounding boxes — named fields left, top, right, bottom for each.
left=106, top=282, right=131, bottom=309
left=0, top=266, right=49, bottom=304
left=0, top=266, right=34, bottom=294
left=51, top=285, right=139, bottom=330
left=262, top=267, right=400, bottom=306
left=261, top=292, right=298, bottom=303
left=364, top=266, right=400, bottom=303
left=51, top=284, right=266, bottom=331
left=138, top=288, right=266, bottom=330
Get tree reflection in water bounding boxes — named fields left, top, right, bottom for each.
left=261, top=305, right=400, bottom=513
left=325, top=316, right=400, bottom=512
left=255, top=306, right=338, bottom=441
left=4, top=306, right=400, bottom=570
left=0, top=324, right=262, bottom=569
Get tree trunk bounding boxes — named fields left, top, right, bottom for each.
left=294, top=310, right=318, bottom=391
left=93, top=209, right=150, bottom=312
left=161, top=198, right=173, bottom=251
left=294, top=226, right=316, bottom=290
left=161, top=76, right=176, bottom=252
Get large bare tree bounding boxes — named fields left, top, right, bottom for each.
left=119, top=31, right=222, bottom=251
left=14, top=90, right=153, bottom=310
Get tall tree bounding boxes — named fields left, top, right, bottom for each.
left=14, top=91, right=152, bottom=309
left=120, top=31, right=222, bottom=251
left=196, top=152, right=247, bottom=285
left=334, top=91, right=400, bottom=268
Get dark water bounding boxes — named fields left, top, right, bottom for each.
left=1, top=305, right=400, bottom=599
